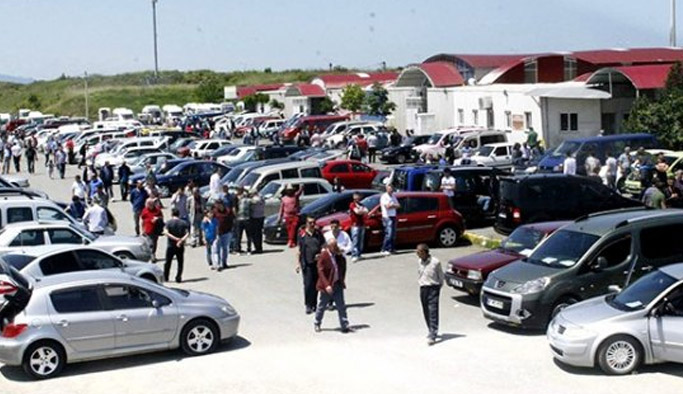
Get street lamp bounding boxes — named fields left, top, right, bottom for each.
left=84, top=71, right=89, bottom=120
left=152, top=0, right=159, bottom=80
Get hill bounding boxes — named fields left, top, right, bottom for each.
left=0, top=69, right=368, bottom=119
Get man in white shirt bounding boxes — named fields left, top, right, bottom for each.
left=440, top=169, right=456, bottom=197
left=324, top=219, right=352, bottom=255
left=563, top=152, right=577, bottom=175
left=82, top=196, right=109, bottom=236
left=209, top=167, right=222, bottom=199
left=380, top=184, right=400, bottom=256
left=71, top=175, right=88, bottom=200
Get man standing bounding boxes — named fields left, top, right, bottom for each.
left=417, top=243, right=444, bottom=345
left=71, top=175, right=88, bottom=200
left=25, top=140, right=36, bottom=174
left=89, top=172, right=103, bottom=204
left=209, top=167, right=222, bottom=200
left=296, top=216, right=325, bottom=314
left=188, top=187, right=205, bottom=247
left=278, top=184, right=303, bottom=248
left=324, top=219, right=352, bottom=255
left=170, top=187, right=190, bottom=224
left=82, top=196, right=108, bottom=236
left=164, top=208, right=190, bottom=283
left=213, top=200, right=234, bottom=270
left=130, top=181, right=149, bottom=236
left=67, top=195, right=87, bottom=221
left=314, top=238, right=352, bottom=334
left=642, top=180, right=667, bottom=209
left=440, top=169, right=456, bottom=198
left=563, top=152, right=577, bottom=175
left=584, top=151, right=601, bottom=178
left=11, top=141, right=22, bottom=173
left=604, top=151, right=618, bottom=189
left=617, top=146, right=632, bottom=182
left=380, top=184, right=400, bottom=256
left=248, top=190, right=265, bottom=254
left=55, top=146, right=67, bottom=179
left=233, top=187, right=251, bottom=254
left=349, top=193, right=368, bottom=263
left=526, top=127, right=538, bottom=149
left=100, top=161, right=114, bottom=199
left=118, top=161, right=132, bottom=201
left=140, top=198, right=163, bottom=262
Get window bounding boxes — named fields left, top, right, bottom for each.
left=104, top=285, right=156, bottom=310
left=494, top=146, right=509, bottom=157
left=524, top=59, right=537, bottom=83
left=9, top=230, right=45, bottom=247
left=592, top=237, right=632, bottom=268
left=40, top=252, right=81, bottom=275
left=560, top=113, right=579, bottom=131
left=329, top=164, right=348, bottom=174
left=257, top=173, right=280, bottom=191
left=281, top=169, right=299, bottom=179
left=3, top=254, right=36, bottom=271
left=51, top=287, right=103, bottom=313
left=480, top=134, right=505, bottom=145
left=505, top=111, right=512, bottom=129
left=486, top=109, right=494, bottom=128
left=640, top=224, right=683, bottom=266
left=564, top=57, right=577, bottom=81
left=37, top=207, right=68, bottom=221
left=351, top=163, right=370, bottom=173
left=406, top=197, right=439, bottom=213
left=48, top=229, right=83, bottom=245
left=458, top=109, right=464, bottom=124
left=7, top=207, right=33, bottom=224
left=524, top=112, right=533, bottom=130
left=303, top=183, right=323, bottom=195
left=75, top=249, right=121, bottom=270
left=472, top=109, right=479, bottom=125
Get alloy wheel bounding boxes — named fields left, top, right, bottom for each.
left=439, top=227, right=457, bottom=247
left=29, top=347, right=59, bottom=377
left=605, top=341, right=637, bottom=373
left=187, top=325, right=215, bottom=353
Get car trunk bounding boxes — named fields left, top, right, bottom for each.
left=496, top=179, right=522, bottom=234
left=0, top=258, right=32, bottom=329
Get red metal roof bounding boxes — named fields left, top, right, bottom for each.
left=604, top=64, right=673, bottom=90
left=573, top=48, right=683, bottom=66
left=424, top=54, right=533, bottom=69
left=417, top=62, right=465, bottom=87
left=237, top=83, right=285, bottom=99
left=291, top=83, right=326, bottom=97
left=315, top=72, right=398, bottom=88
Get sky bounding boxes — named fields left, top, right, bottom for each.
left=0, top=0, right=677, bottom=80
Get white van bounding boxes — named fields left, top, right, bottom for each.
left=413, top=128, right=506, bottom=160
left=236, top=161, right=323, bottom=193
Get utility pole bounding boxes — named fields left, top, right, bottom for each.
left=152, top=0, right=159, bottom=80
left=381, top=61, right=387, bottom=71
left=84, top=71, right=89, bottom=120
left=672, top=0, right=678, bottom=47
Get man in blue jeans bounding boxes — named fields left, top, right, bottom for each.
left=380, top=184, right=400, bottom=256
left=349, top=192, right=368, bottom=263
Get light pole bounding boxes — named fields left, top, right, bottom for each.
left=84, top=71, right=89, bottom=120
left=672, top=0, right=677, bottom=47
left=152, top=0, right=159, bottom=80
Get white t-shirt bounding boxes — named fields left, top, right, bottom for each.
left=440, top=175, right=456, bottom=197
left=209, top=173, right=221, bottom=196
left=324, top=230, right=353, bottom=255
left=83, top=205, right=108, bottom=233
left=563, top=157, right=577, bottom=175
left=71, top=181, right=87, bottom=199
left=380, top=192, right=399, bottom=218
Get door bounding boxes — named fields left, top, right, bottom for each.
left=637, top=223, right=683, bottom=282
left=577, top=236, right=633, bottom=299
left=493, top=146, right=512, bottom=168
left=396, top=197, right=440, bottom=244
left=301, top=182, right=327, bottom=207
left=9, top=229, right=47, bottom=248
left=327, top=163, right=351, bottom=187
left=649, top=286, right=683, bottom=363
left=102, top=284, right=178, bottom=349
left=351, top=163, right=374, bottom=189
left=49, top=286, right=116, bottom=354
left=451, top=174, right=481, bottom=219
left=47, top=228, right=85, bottom=245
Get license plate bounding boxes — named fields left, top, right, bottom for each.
left=486, top=298, right=504, bottom=309
left=449, top=278, right=463, bottom=288
left=498, top=212, right=507, bottom=219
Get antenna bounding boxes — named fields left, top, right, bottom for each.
left=672, top=0, right=678, bottom=47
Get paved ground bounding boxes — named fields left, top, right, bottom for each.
left=2, top=163, right=683, bottom=394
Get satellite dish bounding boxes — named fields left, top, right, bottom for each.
left=467, top=78, right=477, bottom=86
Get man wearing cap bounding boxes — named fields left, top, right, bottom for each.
left=82, top=196, right=108, bottom=236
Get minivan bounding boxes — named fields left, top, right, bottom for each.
left=538, top=133, right=657, bottom=174
left=481, top=208, right=683, bottom=329
left=389, top=165, right=441, bottom=192
left=236, top=161, right=323, bottom=193
left=495, top=174, right=642, bottom=234
left=412, top=129, right=506, bottom=161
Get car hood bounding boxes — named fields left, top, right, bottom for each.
left=94, top=235, right=144, bottom=247
left=557, top=296, right=625, bottom=326
left=489, top=259, right=562, bottom=286
left=449, top=249, right=521, bottom=272
left=183, top=289, right=232, bottom=308
left=264, top=214, right=280, bottom=227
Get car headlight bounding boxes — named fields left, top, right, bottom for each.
left=467, top=270, right=482, bottom=281
left=511, top=277, right=550, bottom=294
left=221, top=304, right=237, bottom=316
left=561, top=323, right=595, bottom=339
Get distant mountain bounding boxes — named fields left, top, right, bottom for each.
left=0, top=74, right=33, bottom=84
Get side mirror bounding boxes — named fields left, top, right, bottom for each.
left=593, top=256, right=608, bottom=271
left=608, top=284, right=621, bottom=294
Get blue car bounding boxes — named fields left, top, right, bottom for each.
left=389, top=165, right=441, bottom=191
left=154, top=160, right=229, bottom=197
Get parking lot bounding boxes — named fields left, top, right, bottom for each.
left=0, top=166, right=681, bottom=394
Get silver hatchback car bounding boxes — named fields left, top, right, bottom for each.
left=548, top=263, right=683, bottom=375
left=0, top=271, right=240, bottom=379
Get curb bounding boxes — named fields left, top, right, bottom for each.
left=463, top=231, right=502, bottom=249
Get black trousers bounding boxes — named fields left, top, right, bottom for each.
left=302, top=265, right=319, bottom=310
left=248, top=217, right=264, bottom=253
left=234, top=220, right=250, bottom=252
left=120, top=181, right=129, bottom=201
left=420, top=285, right=441, bottom=339
left=164, top=246, right=185, bottom=282
left=368, top=147, right=376, bottom=163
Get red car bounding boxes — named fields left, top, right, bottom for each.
left=280, top=115, right=349, bottom=141
left=321, top=160, right=377, bottom=189
left=316, top=192, right=465, bottom=249
left=445, top=221, right=569, bottom=296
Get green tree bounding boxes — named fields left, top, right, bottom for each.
left=316, top=96, right=335, bottom=114
left=270, top=99, right=284, bottom=110
left=340, top=84, right=365, bottom=113
left=364, top=82, right=395, bottom=116
left=665, top=61, right=683, bottom=93
left=27, top=94, right=41, bottom=110
left=243, top=93, right=270, bottom=112
left=194, top=75, right=223, bottom=102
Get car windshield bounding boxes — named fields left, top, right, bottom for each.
left=259, top=182, right=281, bottom=198
left=239, top=172, right=260, bottom=188
left=169, top=138, right=188, bottom=150
left=607, top=270, right=677, bottom=311
left=302, top=194, right=341, bottom=214
left=476, top=146, right=495, bottom=157
left=552, top=141, right=582, bottom=157
left=526, top=230, right=599, bottom=268
left=223, top=168, right=244, bottom=184
left=70, top=224, right=96, bottom=242
left=422, top=172, right=441, bottom=192
left=361, top=195, right=380, bottom=210
left=501, top=227, right=546, bottom=255
left=427, top=133, right=442, bottom=144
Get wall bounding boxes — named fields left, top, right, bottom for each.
left=387, top=86, right=420, bottom=132
left=284, top=96, right=310, bottom=118
left=542, top=97, right=602, bottom=148
left=426, top=88, right=456, bottom=131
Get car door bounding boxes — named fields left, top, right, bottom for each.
left=6, top=207, right=33, bottom=225
left=8, top=229, right=47, bottom=248
left=327, top=163, right=351, bottom=186
left=649, top=286, right=683, bottom=363
left=451, top=173, right=481, bottom=219
left=493, top=146, right=512, bottom=167
left=102, top=284, right=178, bottom=350
left=396, top=197, right=440, bottom=244
left=47, top=228, right=85, bottom=245
left=74, top=249, right=123, bottom=275
left=636, top=223, right=683, bottom=282
left=576, top=235, right=633, bottom=299
left=301, top=182, right=327, bottom=207
left=49, top=285, right=116, bottom=354
left=351, top=163, right=374, bottom=189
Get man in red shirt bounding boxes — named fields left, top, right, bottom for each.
left=349, top=192, right=368, bottom=263
left=278, top=184, right=303, bottom=248
left=140, top=198, right=163, bottom=262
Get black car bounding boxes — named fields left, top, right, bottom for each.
left=155, top=160, right=229, bottom=197
left=128, top=158, right=192, bottom=186
left=264, top=189, right=378, bottom=244
left=379, top=134, right=432, bottom=164
left=253, top=145, right=305, bottom=160
left=494, top=174, right=644, bottom=234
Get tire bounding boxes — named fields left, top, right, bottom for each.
left=396, top=154, right=407, bottom=164
left=180, top=319, right=219, bottom=356
left=114, top=251, right=135, bottom=260
left=22, top=340, right=66, bottom=380
left=550, top=297, right=579, bottom=320
left=597, top=335, right=643, bottom=375
left=437, top=226, right=458, bottom=247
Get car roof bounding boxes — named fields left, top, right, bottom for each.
left=252, top=160, right=319, bottom=172
left=501, top=173, right=598, bottom=183
left=660, top=264, right=683, bottom=280
left=7, top=244, right=97, bottom=258
left=519, top=220, right=572, bottom=233
left=393, top=191, right=446, bottom=199
left=32, top=270, right=138, bottom=290
left=564, top=133, right=654, bottom=143
left=562, top=209, right=683, bottom=237
left=268, top=177, right=329, bottom=185
left=481, top=142, right=514, bottom=148
left=1, top=220, right=77, bottom=231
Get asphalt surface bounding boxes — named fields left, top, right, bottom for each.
left=2, top=163, right=683, bottom=394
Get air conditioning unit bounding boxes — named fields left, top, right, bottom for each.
left=478, top=97, right=493, bottom=110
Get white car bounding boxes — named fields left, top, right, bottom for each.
left=189, top=139, right=232, bottom=158
left=325, top=123, right=384, bottom=149
left=259, top=178, right=334, bottom=217
left=454, top=142, right=515, bottom=168
left=217, top=146, right=257, bottom=165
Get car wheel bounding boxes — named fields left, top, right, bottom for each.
left=22, top=341, right=66, bottom=380
left=437, top=226, right=458, bottom=247
left=114, top=251, right=135, bottom=260
left=180, top=319, right=219, bottom=356
left=597, top=335, right=642, bottom=375
left=550, top=297, right=579, bottom=320
left=396, top=154, right=407, bottom=164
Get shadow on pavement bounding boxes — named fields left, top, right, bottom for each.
left=451, top=295, right=479, bottom=307
left=346, top=302, right=375, bottom=309
left=435, top=333, right=465, bottom=345
left=0, top=336, right=252, bottom=382
left=225, top=263, right=252, bottom=269
left=260, top=249, right=284, bottom=254
left=180, top=277, right=209, bottom=283
left=319, top=324, right=371, bottom=333
left=486, top=322, right=545, bottom=337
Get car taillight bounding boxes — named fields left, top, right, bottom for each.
left=1, top=323, right=27, bottom=338
left=0, top=280, right=18, bottom=295
left=512, top=208, right=522, bottom=222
